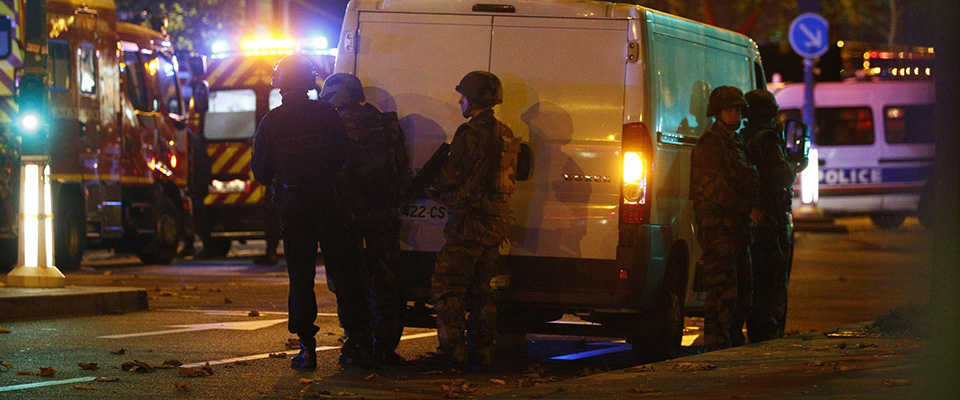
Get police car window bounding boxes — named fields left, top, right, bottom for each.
left=47, top=40, right=70, bottom=91
left=78, top=42, right=97, bottom=94
left=268, top=88, right=319, bottom=110
left=122, top=51, right=149, bottom=112
left=813, top=107, right=874, bottom=146
left=155, top=54, right=183, bottom=115
left=884, top=105, right=934, bottom=144
left=205, top=89, right=257, bottom=140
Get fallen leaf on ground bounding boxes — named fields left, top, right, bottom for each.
left=17, top=370, right=36, bottom=375
left=629, top=384, right=662, bottom=394
left=249, top=310, right=261, bottom=317
left=299, top=378, right=318, bottom=384
left=1, top=361, right=13, bottom=371
left=268, top=352, right=287, bottom=358
left=110, top=348, right=126, bottom=355
left=177, top=367, right=212, bottom=377
left=625, top=365, right=655, bottom=373
left=95, top=377, right=119, bottom=382
left=121, top=360, right=155, bottom=373
left=671, top=362, right=716, bottom=372
left=72, top=384, right=97, bottom=390
left=39, top=367, right=56, bottom=377
left=224, top=297, right=233, bottom=304
left=175, top=383, right=191, bottom=392
left=161, top=360, right=184, bottom=368
left=180, top=295, right=200, bottom=300
left=103, top=270, right=112, bottom=276
left=286, top=338, right=301, bottom=349
left=0, top=327, right=11, bottom=334
left=365, top=373, right=379, bottom=380
left=78, top=362, right=99, bottom=371
left=882, top=379, right=912, bottom=387
left=490, top=379, right=506, bottom=385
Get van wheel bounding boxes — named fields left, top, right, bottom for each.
left=202, top=237, right=232, bottom=258
left=870, top=213, right=905, bottom=230
left=137, top=197, right=180, bottom=265
left=627, top=285, right=684, bottom=364
left=54, top=193, right=86, bottom=271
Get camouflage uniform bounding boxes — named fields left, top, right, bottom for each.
left=742, top=90, right=797, bottom=342
left=431, top=98, right=518, bottom=366
left=690, top=87, right=759, bottom=351
left=336, top=100, right=409, bottom=360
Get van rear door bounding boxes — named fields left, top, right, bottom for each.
left=875, top=84, right=935, bottom=212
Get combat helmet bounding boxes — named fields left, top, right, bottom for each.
left=744, top=89, right=780, bottom=119
left=320, top=73, right=366, bottom=108
left=456, top=71, right=503, bottom=109
left=706, top=85, right=747, bottom=118
left=271, top=54, right=318, bottom=92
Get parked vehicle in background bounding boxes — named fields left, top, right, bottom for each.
left=773, top=80, right=935, bottom=229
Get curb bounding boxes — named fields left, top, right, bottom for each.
left=0, top=286, right=149, bottom=322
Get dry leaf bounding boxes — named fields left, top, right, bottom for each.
left=177, top=367, right=212, bottom=377
left=175, top=383, right=191, bottom=392
left=72, top=384, right=97, bottom=390
left=0, top=327, right=10, bottom=334
left=180, top=295, right=200, bottom=300
left=121, top=360, right=154, bottom=373
left=224, top=297, right=233, bottom=304
left=490, top=379, right=506, bottom=385
left=268, top=352, right=287, bottom=358
left=78, top=362, right=99, bottom=371
left=162, top=360, right=184, bottom=368
left=103, top=270, right=112, bottom=276
left=1, top=361, right=13, bottom=371
left=625, top=365, right=655, bottom=373
left=299, top=378, right=317, bottom=384
left=248, top=310, right=261, bottom=317
left=365, top=373, right=379, bottom=380
left=286, top=338, right=301, bottom=349
left=882, top=379, right=912, bottom=387
left=95, top=377, right=119, bottom=382
left=39, top=367, right=57, bottom=377
left=110, top=348, right=126, bottom=355
left=17, top=370, right=36, bottom=375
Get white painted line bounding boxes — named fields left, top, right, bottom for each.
left=0, top=377, right=97, bottom=392
left=181, top=331, right=438, bottom=368
left=550, top=343, right=632, bottom=361
left=681, top=333, right=699, bottom=347
left=157, top=309, right=293, bottom=316
left=547, top=320, right=602, bottom=326
left=98, top=319, right=288, bottom=339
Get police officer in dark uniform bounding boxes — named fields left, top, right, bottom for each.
left=320, top=73, right=410, bottom=365
left=425, top=71, right=520, bottom=372
left=742, top=89, right=797, bottom=342
left=690, top=85, right=760, bottom=351
left=251, top=55, right=373, bottom=370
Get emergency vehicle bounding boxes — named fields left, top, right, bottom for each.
left=190, top=39, right=334, bottom=256
left=774, top=80, right=935, bottom=229
left=0, top=0, right=201, bottom=271
left=335, top=0, right=769, bottom=362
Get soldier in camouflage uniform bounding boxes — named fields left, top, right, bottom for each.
left=690, top=86, right=760, bottom=352
left=742, top=89, right=797, bottom=343
left=320, top=73, right=410, bottom=366
left=426, top=71, right=519, bottom=371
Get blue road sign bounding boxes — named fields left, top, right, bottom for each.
left=789, top=13, right=829, bottom=59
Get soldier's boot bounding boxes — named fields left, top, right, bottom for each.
left=467, top=346, right=494, bottom=373
left=338, top=334, right=380, bottom=369
left=291, top=336, right=317, bottom=370
left=417, top=340, right=466, bottom=371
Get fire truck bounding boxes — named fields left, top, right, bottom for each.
left=0, top=0, right=204, bottom=272
left=188, top=38, right=334, bottom=256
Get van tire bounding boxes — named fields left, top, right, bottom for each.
left=54, top=191, right=86, bottom=271
left=869, top=212, right=905, bottom=230
left=627, top=285, right=683, bottom=364
left=137, top=196, right=180, bottom=265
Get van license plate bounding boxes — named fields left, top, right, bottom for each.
left=398, top=203, right=448, bottom=221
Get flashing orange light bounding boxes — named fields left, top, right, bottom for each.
left=148, top=157, right=156, bottom=170
left=170, top=155, right=178, bottom=169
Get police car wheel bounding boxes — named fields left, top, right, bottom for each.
left=137, top=197, right=180, bottom=265
left=869, top=212, right=905, bottom=230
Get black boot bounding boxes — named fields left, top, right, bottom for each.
left=338, top=337, right=380, bottom=369
left=291, top=336, right=317, bottom=370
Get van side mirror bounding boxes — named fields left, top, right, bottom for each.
left=192, top=80, right=209, bottom=114
left=783, top=119, right=810, bottom=171
left=0, top=16, right=11, bottom=59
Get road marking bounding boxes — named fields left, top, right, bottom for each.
left=157, top=309, right=339, bottom=317
left=98, top=319, right=288, bottom=339
left=181, top=331, right=438, bottom=368
left=0, top=377, right=97, bottom=393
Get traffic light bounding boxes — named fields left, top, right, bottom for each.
left=17, top=72, right=46, bottom=155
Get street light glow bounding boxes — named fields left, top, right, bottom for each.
left=19, top=112, right=41, bottom=133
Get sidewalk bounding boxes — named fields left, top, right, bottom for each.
left=0, top=285, right=147, bottom=322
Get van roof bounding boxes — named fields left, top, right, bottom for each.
left=772, top=80, right=935, bottom=107
left=351, top=0, right=757, bottom=51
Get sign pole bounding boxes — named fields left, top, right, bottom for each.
left=789, top=12, right=829, bottom=212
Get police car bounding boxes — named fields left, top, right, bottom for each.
left=773, top=80, right=935, bottom=229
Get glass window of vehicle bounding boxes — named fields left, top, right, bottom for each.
left=47, top=39, right=70, bottom=91
left=155, top=54, right=183, bottom=115
left=205, top=89, right=257, bottom=140
left=122, top=51, right=149, bottom=111
left=884, top=105, right=934, bottom=144
left=268, top=88, right=318, bottom=110
left=781, top=107, right=874, bottom=146
left=78, top=42, right=97, bottom=94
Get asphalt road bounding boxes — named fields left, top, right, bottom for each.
left=0, top=216, right=932, bottom=399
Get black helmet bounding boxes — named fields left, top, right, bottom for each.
left=320, top=73, right=365, bottom=108
left=706, top=85, right=747, bottom=118
left=271, top=54, right=318, bottom=92
left=456, top=71, right=503, bottom=109
left=744, top=89, right=779, bottom=119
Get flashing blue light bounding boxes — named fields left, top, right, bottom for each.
left=18, top=113, right=41, bottom=133
left=211, top=40, right=230, bottom=54
left=312, top=36, right=328, bottom=50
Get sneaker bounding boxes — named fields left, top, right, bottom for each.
left=291, top=337, right=317, bottom=370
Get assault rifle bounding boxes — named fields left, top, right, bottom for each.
left=403, top=142, right=450, bottom=200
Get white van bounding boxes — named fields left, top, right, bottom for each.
left=335, top=0, right=767, bottom=361
left=773, top=81, right=935, bottom=229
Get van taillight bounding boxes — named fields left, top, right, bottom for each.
left=621, top=123, right=652, bottom=224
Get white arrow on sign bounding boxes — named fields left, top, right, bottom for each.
left=98, top=318, right=287, bottom=339
left=798, top=23, right=824, bottom=50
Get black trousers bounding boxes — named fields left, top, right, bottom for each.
left=276, top=189, right=369, bottom=339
